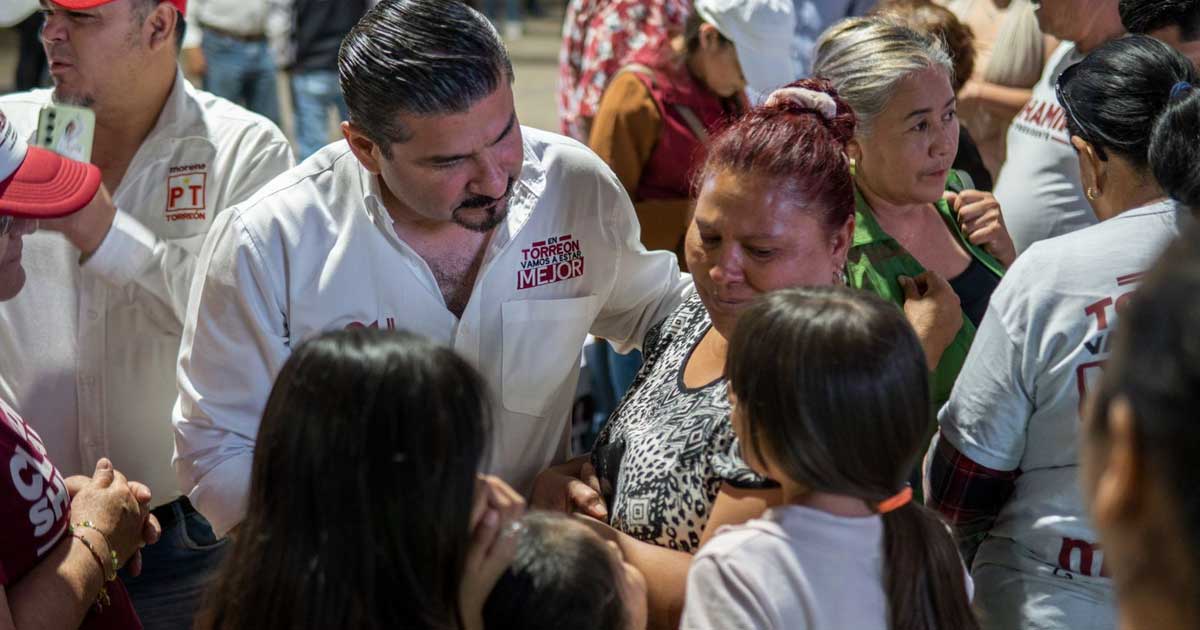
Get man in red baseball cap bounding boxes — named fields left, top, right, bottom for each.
left=0, top=1, right=293, bottom=627
left=41, top=0, right=187, bottom=14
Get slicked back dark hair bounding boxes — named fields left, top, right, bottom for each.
left=338, top=0, right=515, bottom=157
left=1120, top=0, right=1200, bottom=40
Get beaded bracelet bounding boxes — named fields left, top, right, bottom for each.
left=70, top=532, right=114, bottom=611
left=69, top=521, right=119, bottom=582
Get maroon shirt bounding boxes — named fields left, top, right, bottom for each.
left=0, top=398, right=141, bottom=629
left=628, top=42, right=743, bottom=202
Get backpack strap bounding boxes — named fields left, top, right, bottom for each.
left=670, top=104, right=710, bottom=145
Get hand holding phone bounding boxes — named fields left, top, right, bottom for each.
left=36, top=103, right=95, bottom=162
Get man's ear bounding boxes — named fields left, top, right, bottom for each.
left=144, top=4, right=177, bottom=52
left=342, top=121, right=383, bottom=175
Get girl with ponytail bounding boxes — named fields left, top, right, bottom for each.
left=682, top=286, right=978, bottom=630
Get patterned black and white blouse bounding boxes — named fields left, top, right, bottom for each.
left=590, top=292, right=771, bottom=552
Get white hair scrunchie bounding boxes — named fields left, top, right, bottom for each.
left=765, top=87, right=838, bottom=120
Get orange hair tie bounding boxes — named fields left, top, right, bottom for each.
left=877, top=486, right=913, bottom=514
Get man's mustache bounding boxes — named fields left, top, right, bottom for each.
left=457, top=178, right=515, bottom=210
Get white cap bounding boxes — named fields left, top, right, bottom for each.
left=694, top=0, right=798, bottom=98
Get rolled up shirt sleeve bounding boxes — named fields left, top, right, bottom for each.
left=172, top=207, right=290, bottom=536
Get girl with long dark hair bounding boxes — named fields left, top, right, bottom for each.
left=682, top=287, right=977, bottom=629
left=199, top=328, right=524, bottom=630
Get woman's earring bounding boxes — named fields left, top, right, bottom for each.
left=849, top=157, right=857, bottom=178
left=1086, top=187, right=1099, bottom=201
left=834, top=268, right=848, bottom=285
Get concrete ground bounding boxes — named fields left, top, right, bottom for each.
left=0, top=6, right=566, bottom=144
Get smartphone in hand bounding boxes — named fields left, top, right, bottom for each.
left=35, top=103, right=95, bottom=162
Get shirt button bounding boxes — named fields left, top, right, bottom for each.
left=81, top=376, right=96, bottom=387
left=86, top=309, right=99, bottom=321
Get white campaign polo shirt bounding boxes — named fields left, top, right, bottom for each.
left=0, top=74, right=294, bottom=507
left=173, top=128, right=691, bottom=535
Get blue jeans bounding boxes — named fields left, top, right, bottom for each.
left=201, top=29, right=281, bottom=124
left=583, top=343, right=642, bottom=447
left=119, top=498, right=229, bottom=630
left=483, top=0, right=520, bottom=22
left=290, top=70, right=348, bottom=160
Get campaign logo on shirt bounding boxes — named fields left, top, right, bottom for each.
left=517, top=233, right=585, bottom=290
left=165, top=162, right=208, bottom=222
left=1075, top=272, right=1143, bottom=406
left=1011, top=97, right=1071, bottom=146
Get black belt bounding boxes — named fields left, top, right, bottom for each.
left=201, top=23, right=266, bottom=42
left=151, top=496, right=198, bottom=531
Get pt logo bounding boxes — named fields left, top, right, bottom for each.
left=165, top=163, right=208, bottom=222
left=517, top=233, right=585, bottom=290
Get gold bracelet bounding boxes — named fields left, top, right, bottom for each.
left=69, top=522, right=118, bottom=582
left=71, top=533, right=114, bottom=611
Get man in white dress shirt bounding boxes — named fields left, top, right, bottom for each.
left=174, top=0, right=690, bottom=537
left=0, top=0, right=294, bottom=627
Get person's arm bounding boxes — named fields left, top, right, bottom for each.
left=4, top=460, right=158, bottom=630
left=43, top=136, right=294, bottom=331
left=587, top=71, right=662, bottom=199
left=698, top=485, right=781, bottom=547
left=572, top=485, right=777, bottom=630
left=926, top=283, right=1032, bottom=560
left=899, top=271, right=962, bottom=370
left=2, top=538, right=106, bottom=630
left=958, top=81, right=1034, bottom=120
left=586, top=166, right=691, bottom=352
left=265, top=0, right=296, bottom=70
left=173, top=207, right=292, bottom=537
left=925, top=433, right=1019, bottom=565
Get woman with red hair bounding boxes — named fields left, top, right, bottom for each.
left=533, top=79, right=959, bottom=629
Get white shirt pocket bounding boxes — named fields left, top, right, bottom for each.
left=500, top=295, right=598, bottom=417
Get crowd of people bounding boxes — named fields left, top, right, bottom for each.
left=1, top=0, right=1199, bottom=629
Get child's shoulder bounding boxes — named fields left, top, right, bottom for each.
left=696, top=513, right=795, bottom=562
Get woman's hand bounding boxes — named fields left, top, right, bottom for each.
left=459, top=475, right=526, bottom=630
left=530, top=455, right=608, bottom=520
left=950, top=190, right=1017, bottom=267
left=67, top=459, right=154, bottom=570
left=900, top=271, right=962, bottom=369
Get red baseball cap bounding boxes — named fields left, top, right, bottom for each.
left=48, top=0, right=187, bottom=16
left=0, top=111, right=102, bottom=219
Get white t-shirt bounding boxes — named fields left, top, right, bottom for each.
left=993, top=42, right=1097, bottom=254
left=682, top=505, right=888, bottom=630
left=938, top=199, right=1188, bottom=579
